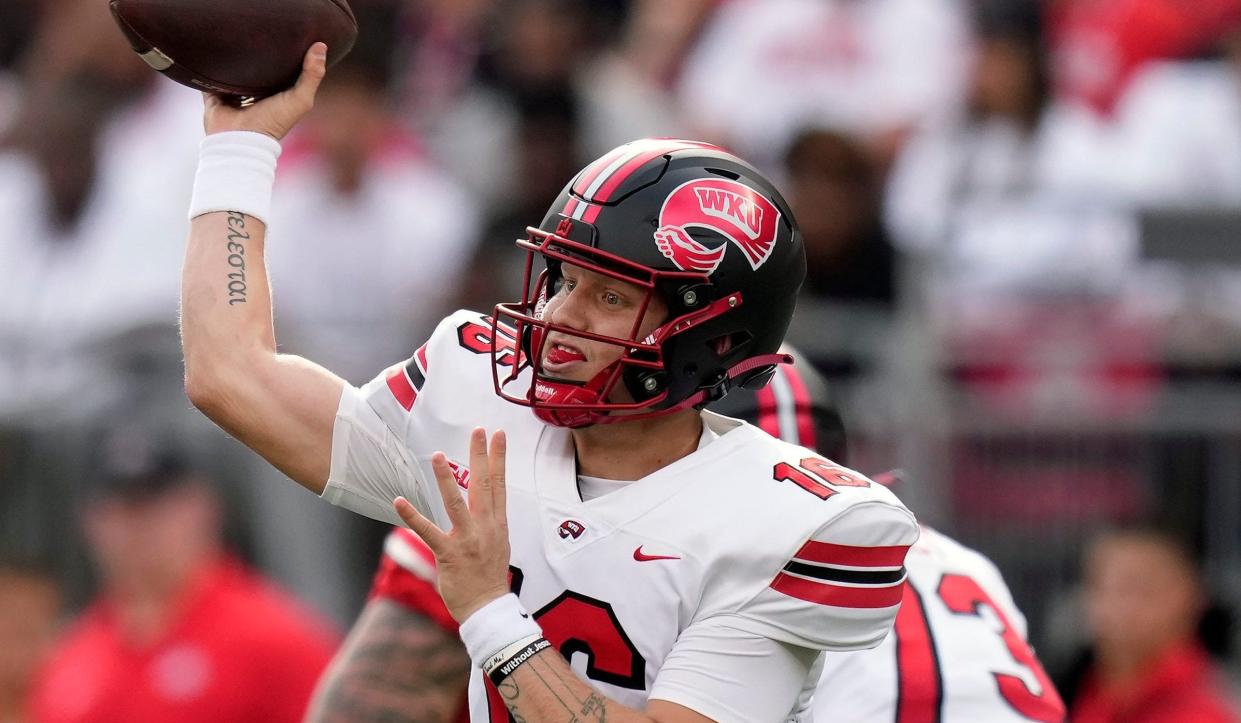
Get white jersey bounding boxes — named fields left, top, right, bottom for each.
left=324, top=310, right=920, bottom=722
left=814, top=526, right=1065, bottom=722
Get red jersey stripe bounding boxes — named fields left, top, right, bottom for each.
left=385, top=367, right=417, bottom=411
left=754, top=383, right=781, bottom=438
left=794, top=540, right=911, bottom=569
left=415, top=343, right=429, bottom=375
left=894, top=584, right=943, bottom=723
left=771, top=573, right=905, bottom=609
left=782, top=365, right=817, bottom=451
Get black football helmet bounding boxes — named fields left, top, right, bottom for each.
left=491, top=138, right=807, bottom=427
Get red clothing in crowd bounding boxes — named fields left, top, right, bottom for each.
left=29, top=556, right=338, bottom=723
left=1050, top=0, right=1241, bottom=115
left=1071, top=642, right=1240, bottom=723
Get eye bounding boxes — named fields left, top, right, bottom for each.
left=603, top=291, right=622, bottom=306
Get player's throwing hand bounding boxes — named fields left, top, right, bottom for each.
left=394, top=428, right=512, bottom=624
left=202, top=42, right=328, bottom=140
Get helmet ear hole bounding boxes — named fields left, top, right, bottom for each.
left=711, top=331, right=753, bottom=358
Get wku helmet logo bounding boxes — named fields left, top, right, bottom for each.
left=654, top=179, right=782, bottom=273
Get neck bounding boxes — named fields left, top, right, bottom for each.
left=1094, top=636, right=1183, bottom=688
left=572, top=409, right=703, bottom=481
left=0, top=683, right=27, bottom=723
left=108, top=548, right=219, bottom=646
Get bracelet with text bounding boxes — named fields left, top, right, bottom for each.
left=487, top=637, right=553, bottom=687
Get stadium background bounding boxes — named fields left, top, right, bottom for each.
left=1, top=0, right=1239, bottom=714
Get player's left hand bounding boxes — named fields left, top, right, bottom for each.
left=394, top=427, right=511, bottom=623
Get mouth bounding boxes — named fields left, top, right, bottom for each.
left=543, top=341, right=587, bottom=371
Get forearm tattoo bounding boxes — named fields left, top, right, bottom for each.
left=224, top=211, right=250, bottom=306
left=309, top=599, right=472, bottom=723
left=497, top=652, right=613, bottom=722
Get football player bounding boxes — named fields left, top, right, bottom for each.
left=180, top=46, right=917, bottom=722
left=309, top=354, right=1065, bottom=723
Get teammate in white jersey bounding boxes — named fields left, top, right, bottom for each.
left=311, top=353, right=1065, bottom=723
left=180, top=47, right=918, bottom=723
left=814, top=528, right=1066, bottom=723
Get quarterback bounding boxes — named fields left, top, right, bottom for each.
left=180, top=46, right=918, bottom=722
left=311, top=354, right=1066, bottom=723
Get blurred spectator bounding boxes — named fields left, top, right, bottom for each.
left=1067, top=526, right=1240, bottom=723
left=677, top=0, right=970, bottom=170
left=261, top=6, right=480, bottom=624
left=0, top=0, right=201, bottom=424
left=0, top=561, right=61, bottom=723
left=576, top=0, right=709, bottom=158
left=267, top=5, right=481, bottom=381
left=456, top=86, right=582, bottom=312
left=0, top=0, right=35, bottom=136
left=1110, top=24, right=1241, bottom=207
left=27, top=429, right=338, bottom=723
left=399, top=0, right=596, bottom=208
left=784, top=128, right=897, bottom=307
left=1049, top=0, right=1241, bottom=117
left=884, top=0, right=1134, bottom=297
left=0, top=0, right=35, bottom=71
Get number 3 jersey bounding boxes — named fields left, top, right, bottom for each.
left=815, top=525, right=1066, bottom=723
left=323, top=310, right=920, bottom=722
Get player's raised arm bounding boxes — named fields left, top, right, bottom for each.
left=181, top=44, right=344, bottom=492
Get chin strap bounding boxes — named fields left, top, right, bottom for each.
left=532, top=352, right=794, bottom=428
left=668, top=351, right=794, bottom=413
left=531, top=364, right=620, bottom=429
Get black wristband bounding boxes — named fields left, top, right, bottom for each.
left=488, top=637, right=553, bottom=686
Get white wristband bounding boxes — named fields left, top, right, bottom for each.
left=459, top=593, right=542, bottom=665
left=188, top=131, right=282, bottom=224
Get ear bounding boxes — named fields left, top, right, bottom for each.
left=712, top=334, right=734, bottom=356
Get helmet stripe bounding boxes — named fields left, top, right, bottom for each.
left=574, top=139, right=724, bottom=205
left=592, top=140, right=720, bottom=203
left=571, top=144, right=634, bottom=197
left=569, top=140, right=725, bottom=225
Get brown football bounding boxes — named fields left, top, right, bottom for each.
left=109, top=0, right=357, bottom=100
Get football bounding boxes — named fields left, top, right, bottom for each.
left=109, top=0, right=358, bottom=100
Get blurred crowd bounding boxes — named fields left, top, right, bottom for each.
left=2, top=0, right=1241, bottom=720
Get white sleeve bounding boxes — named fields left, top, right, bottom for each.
left=725, top=500, right=919, bottom=652
left=649, top=620, right=820, bottom=723
left=321, top=385, right=451, bottom=529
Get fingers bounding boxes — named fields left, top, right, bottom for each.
left=291, top=42, right=328, bottom=110
left=490, top=430, right=507, bottom=526
left=431, top=451, right=473, bottom=534
left=466, top=427, right=491, bottom=518
left=394, top=497, right=450, bottom=551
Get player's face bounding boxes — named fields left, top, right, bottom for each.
left=539, top=263, right=667, bottom=393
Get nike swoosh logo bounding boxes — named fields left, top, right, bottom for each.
left=633, top=546, right=680, bottom=562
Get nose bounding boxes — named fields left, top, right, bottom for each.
left=544, top=287, right=589, bottom=332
